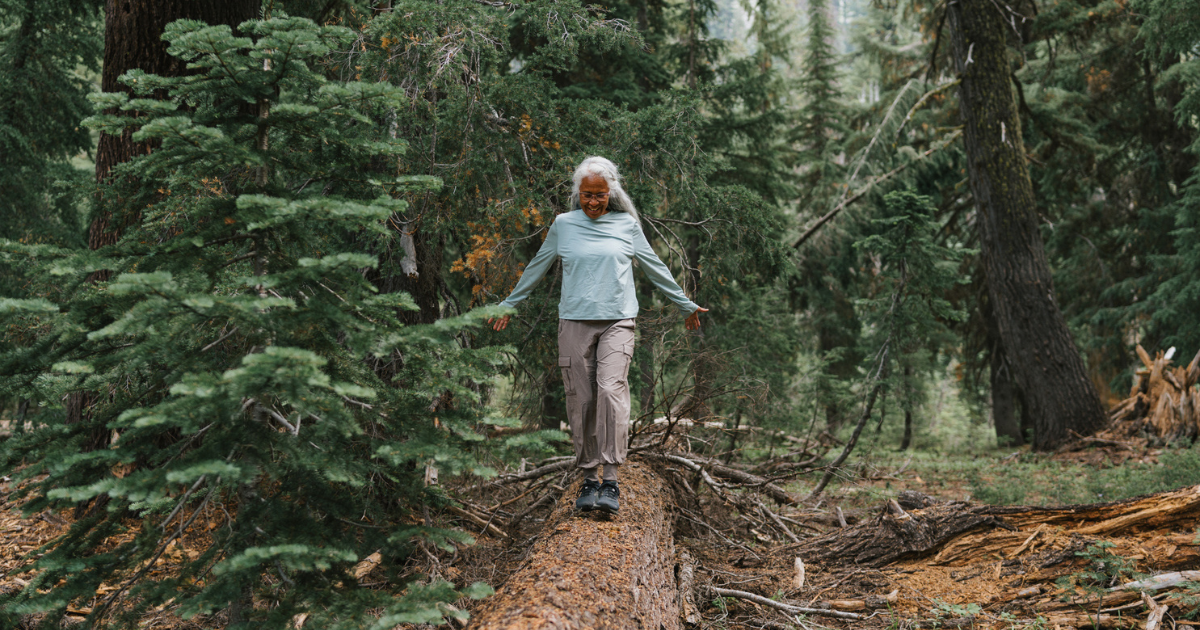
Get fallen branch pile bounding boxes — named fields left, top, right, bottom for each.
left=1107, top=345, right=1200, bottom=442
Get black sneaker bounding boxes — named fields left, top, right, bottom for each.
left=595, top=481, right=620, bottom=514
left=575, top=479, right=601, bottom=511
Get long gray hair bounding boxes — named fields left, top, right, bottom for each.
left=569, top=156, right=638, bottom=220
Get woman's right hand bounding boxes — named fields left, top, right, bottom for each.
left=488, top=315, right=512, bottom=331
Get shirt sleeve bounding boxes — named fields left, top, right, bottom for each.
left=633, top=220, right=700, bottom=316
left=499, top=217, right=560, bottom=309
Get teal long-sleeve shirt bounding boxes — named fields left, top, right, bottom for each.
left=499, top=209, right=700, bottom=320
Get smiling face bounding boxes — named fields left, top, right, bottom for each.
left=579, top=174, right=611, bottom=220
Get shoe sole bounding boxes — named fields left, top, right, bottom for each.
left=595, top=504, right=618, bottom=515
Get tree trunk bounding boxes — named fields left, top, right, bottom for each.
left=468, top=461, right=681, bottom=630
left=948, top=0, right=1105, bottom=451
left=984, top=295, right=1023, bottom=446
left=990, top=347, right=1022, bottom=447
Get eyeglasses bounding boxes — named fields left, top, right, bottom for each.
left=580, top=192, right=610, bottom=201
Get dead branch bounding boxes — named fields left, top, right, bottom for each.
left=807, top=341, right=891, bottom=501
left=708, top=586, right=867, bottom=620
left=758, top=500, right=801, bottom=543
left=491, top=458, right=573, bottom=485
left=1110, top=571, right=1200, bottom=592
left=651, top=452, right=797, bottom=505
left=445, top=505, right=508, bottom=538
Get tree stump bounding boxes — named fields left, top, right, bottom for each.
left=468, top=461, right=681, bottom=630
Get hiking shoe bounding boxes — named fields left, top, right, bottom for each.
left=575, top=479, right=601, bottom=511
left=595, top=481, right=620, bottom=514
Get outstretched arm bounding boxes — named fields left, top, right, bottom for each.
left=490, top=219, right=560, bottom=331
left=632, top=222, right=708, bottom=326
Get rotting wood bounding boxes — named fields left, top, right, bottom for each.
left=468, top=461, right=680, bottom=630
left=1110, top=570, right=1200, bottom=592
left=796, top=494, right=1013, bottom=567
left=1104, top=345, right=1200, bottom=443
left=676, top=547, right=701, bottom=626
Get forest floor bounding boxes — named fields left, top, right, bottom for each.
left=3, top=435, right=1199, bottom=629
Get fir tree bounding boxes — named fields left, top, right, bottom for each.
left=1, top=17, right=500, bottom=628
left=854, top=190, right=969, bottom=450
left=810, top=189, right=968, bottom=496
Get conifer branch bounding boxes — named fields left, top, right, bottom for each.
left=793, top=129, right=961, bottom=249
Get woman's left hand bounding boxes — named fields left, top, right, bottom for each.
left=685, top=307, right=709, bottom=331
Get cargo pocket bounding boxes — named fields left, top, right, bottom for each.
left=558, top=356, right=575, bottom=395
left=620, top=345, right=634, bottom=382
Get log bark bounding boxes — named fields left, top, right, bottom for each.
left=948, top=0, right=1106, bottom=451
left=797, top=492, right=1013, bottom=567
left=468, top=461, right=681, bottom=630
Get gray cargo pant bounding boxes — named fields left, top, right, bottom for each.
left=558, top=318, right=636, bottom=468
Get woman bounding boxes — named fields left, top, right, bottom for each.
left=490, top=156, right=708, bottom=515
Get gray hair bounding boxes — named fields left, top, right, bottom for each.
left=569, top=156, right=638, bottom=220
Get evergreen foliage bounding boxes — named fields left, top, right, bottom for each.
left=0, top=16, right=502, bottom=627
left=854, top=190, right=969, bottom=446
left=1137, top=0, right=1200, bottom=355
left=0, top=0, right=103, bottom=286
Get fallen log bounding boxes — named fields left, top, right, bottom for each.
left=796, top=495, right=1014, bottom=567
left=800, top=485, right=1200, bottom=569
left=468, top=461, right=681, bottom=630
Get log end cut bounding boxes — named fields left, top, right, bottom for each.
left=468, top=461, right=680, bottom=630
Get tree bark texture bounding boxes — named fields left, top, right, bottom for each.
left=990, top=347, right=1022, bottom=446
left=91, top=0, right=260, bottom=250
left=984, top=295, right=1023, bottom=446
left=468, top=461, right=681, bottom=630
left=948, top=0, right=1105, bottom=451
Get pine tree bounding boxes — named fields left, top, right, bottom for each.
left=792, top=0, right=861, bottom=431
